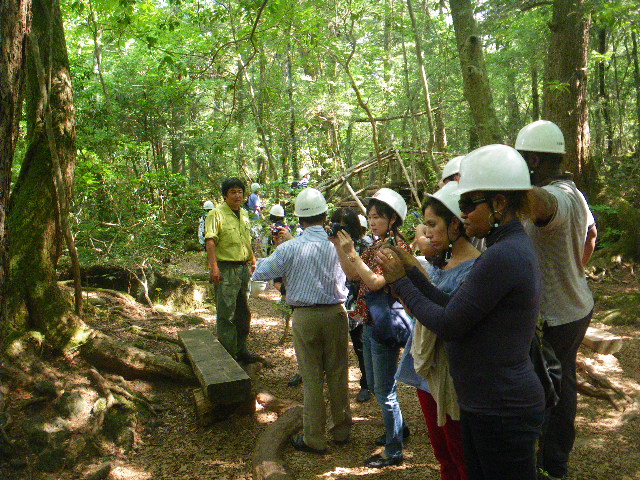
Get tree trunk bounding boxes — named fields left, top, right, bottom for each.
left=4, top=0, right=83, bottom=348
left=0, top=0, right=31, bottom=337
left=542, top=0, right=591, bottom=191
left=631, top=32, right=640, bottom=153
left=596, top=27, right=613, bottom=156
left=448, top=0, right=502, bottom=145
left=406, top=0, right=436, bottom=156
left=285, top=21, right=297, bottom=179
left=531, top=65, right=540, bottom=120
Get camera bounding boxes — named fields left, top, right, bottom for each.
left=271, top=223, right=287, bottom=237
left=327, top=222, right=346, bottom=237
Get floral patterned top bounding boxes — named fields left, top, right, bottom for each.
left=352, top=237, right=411, bottom=325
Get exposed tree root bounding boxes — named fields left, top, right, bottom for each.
left=577, top=357, right=634, bottom=411
left=80, top=331, right=197, bottom=383
left=249, top=361, right=302, bottom=480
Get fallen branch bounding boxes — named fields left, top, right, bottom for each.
left=252, top=405, right=303, bottom=480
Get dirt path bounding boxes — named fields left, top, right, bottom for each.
left=2, top=254, right=639, bottom=480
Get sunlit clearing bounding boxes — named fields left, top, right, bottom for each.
left=111, top=465, right=152, bottom=479
left=193, top=289, right=204, bottom=303
left=255, top=408, right=278, bottom=424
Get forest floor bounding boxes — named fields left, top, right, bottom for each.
left=1, top=253, right=639, bottom=480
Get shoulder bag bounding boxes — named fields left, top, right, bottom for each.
left=364, top=287, right=412, bottom=348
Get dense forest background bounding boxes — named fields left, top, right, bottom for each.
left=6, top=0, right=640, bottom=276
left=1, top=1, right=640, bottom=478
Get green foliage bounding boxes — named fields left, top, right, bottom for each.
left=52, top=0, right=640, bottom=265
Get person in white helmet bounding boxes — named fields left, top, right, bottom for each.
left=246, top=182, right=264, bottom=221
left=253, top=188, right=351, bottom=454
left=516, top=120, right=596, bottom=480
left=439, top=155, right=464, bottom=188
left=395, top=181, right=479, bottom=480
left=377, top=145, right=544, bottom=480
left=199, top=200, right=215, bottom=250
left=414, top=155, right=465, bottom=256
left=332, top=187, right=411, bottom=468
left=297, top=167, right=311, bottom=189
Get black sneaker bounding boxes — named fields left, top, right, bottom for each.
left=287, top=373, right=303, bottom=387
left=364, top=453, right=403, bottom=468
left=356, top=388, right=371, bottom=402
left=374, top=425, right=410, bottom=446
left=237, top=352, right=262, bottom=364
left=290, top=433, right=326, bottom=454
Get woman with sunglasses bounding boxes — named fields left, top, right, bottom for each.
left=377, top=145, right=544, bottom=480
left=396, top=181, right=479, bottom=480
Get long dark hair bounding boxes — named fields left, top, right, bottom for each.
left=330, top=207, right=364, bottom=240
left=367, top=199, right=408, bottom=244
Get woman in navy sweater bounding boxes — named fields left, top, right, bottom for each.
left=378, top=145, right=544, bottom=480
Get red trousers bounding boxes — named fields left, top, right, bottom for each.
left=417, top=388, right=467, bottom=480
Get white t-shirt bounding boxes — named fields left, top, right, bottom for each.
left=524, top=179, right=594, bottom=326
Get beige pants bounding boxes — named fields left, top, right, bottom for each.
left=292, top=304, right=352, bottom=450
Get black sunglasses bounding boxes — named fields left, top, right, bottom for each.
left=458, top=197, right=489, bottom=215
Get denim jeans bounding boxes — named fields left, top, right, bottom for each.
left=538, top=310, right=593, bottom=478
left=363, top=324, right=404, bottom=458
left=460, top=410, right=543, bottom=480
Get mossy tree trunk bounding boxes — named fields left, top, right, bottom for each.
left=449, top=0, right=503, bottom=146
left=0, top=0, right=31, bottom=335
left=4, top=0, right=83, bottom=349
left=542, top=0, right=592, bottom=192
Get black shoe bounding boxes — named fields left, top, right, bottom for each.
left=287, top=373, right=303, bottom=387
left=237, top=352, right=262, bottom=364
left=374, top=425, right=410, bottom=446
left=290, top=434, right=326, bottom=454
left=333, top=436, right=350, bottom=446
left=356, top=388, right=371, bottom=402
left=364, top=453, right=403, bottom=468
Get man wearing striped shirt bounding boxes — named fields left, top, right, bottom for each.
left=252, top=188, right=351, bottom=454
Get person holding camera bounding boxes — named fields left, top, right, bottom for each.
left=332, top=188, right=410, bottom=468
left=252, top=188, right=351, bottom=454
left=395, top=181, right=480, bottom=480
left=377, top=145, right=544, bottom=480
left=329, top=208, right=373, bottom=403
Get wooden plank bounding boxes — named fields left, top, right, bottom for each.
left=582, top=327, right=623, bottom=355
left=178, top=328, right=251, bottom=404
left=192, top=388, right=255, bottom=426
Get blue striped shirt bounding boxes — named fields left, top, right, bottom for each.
left=252, top=225, right=348, bottom=306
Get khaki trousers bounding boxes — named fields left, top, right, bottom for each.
left=292, top=304, right=352, bottom=450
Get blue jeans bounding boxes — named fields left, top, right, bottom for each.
left=363, top=324, right=404, bottom=458
left=538, top=310, right=593, bottom=478
left=460, top=410, right=543, bottom=480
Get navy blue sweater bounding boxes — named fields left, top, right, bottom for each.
left=393, top=220, right=544, bottom=415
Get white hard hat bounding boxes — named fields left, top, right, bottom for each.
left=269, top=204, right=285, bottom=217
left=515, top=120, right=565, bottom=154
left=294, top=188, right=328, bottom=217
left=251, top=182, right=261, bottom=193
left=203, top=201, right=215, bottom=210
left=299, top=166, right=310, bottom=177
left=457, top=145, right=532, bottom=195
left=358, top=214, right=368, bottom=228
left=364, top=188, right=407, bottom=221
left=427, top=181, right=463, bottom=221
left=442, top=155, right=464, bottom=180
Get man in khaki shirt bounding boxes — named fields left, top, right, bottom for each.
left=205, top=178, right=258, bottom=363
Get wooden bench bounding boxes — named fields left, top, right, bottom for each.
left=582, top=327, right=623, bottom=355
left=178, top=328, right=254, bottom=424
